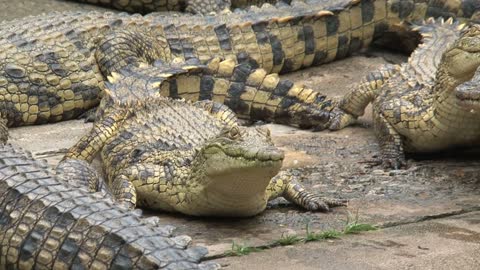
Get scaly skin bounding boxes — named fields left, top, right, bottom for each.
left=328, top=20, right=480, bottom=168
left=66, top=0, right=480, bottom=18
left=0, top=0, right=477, bottom=136
left=62, top=58, right=347, bottom=216
left=0, top=143, right=218, bottom=269
left=67, top=0, right=283, bottom=14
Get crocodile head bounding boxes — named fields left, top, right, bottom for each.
left=190, top=125, right=284, bottom=216
left=202, top=125, right=284, bottom=174
left=442, top=25, right=480, bottom=106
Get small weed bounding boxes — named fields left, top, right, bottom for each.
left=273, top=233, right=303, bottom=246
left=315, top=230, right=343, bottom=239
left=343, top=208, right=377, bottom=234
left=344, top=222, right=377, bottom=234
left=222, top=213, right=377, bottom=258
left=305, top=223, right=341, bottom=242
left=224, top=242, right=262, bottom=256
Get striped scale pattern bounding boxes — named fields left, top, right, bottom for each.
left=62, top=59, right=347, bottom=216
left=0, top=0, right=475, bottom=131
left=329, top=19, right=480, bottom=168
left=0, top=144, right=218, bottom=269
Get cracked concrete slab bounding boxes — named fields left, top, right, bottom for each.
left=213, top=211, right=480, bottom=269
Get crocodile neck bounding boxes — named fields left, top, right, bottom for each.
left=173, top=152, right=282, bottom=217
left=405, top=68, right=480, bottom=152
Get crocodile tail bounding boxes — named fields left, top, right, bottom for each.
left=408, top=17, right=468, bottom=85
left=103, top=59, right=209, bottom=108
left=102, top=56, right=334, bottom=129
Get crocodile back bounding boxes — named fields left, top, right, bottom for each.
left=101, top=99, right=228, bottom=177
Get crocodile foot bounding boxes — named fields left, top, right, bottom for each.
left=78, top=107, right=98, bottom=122
left=360, top=157, right=406, bottom=169
left=301, top=194, right=349, bottom=212
left=327, top=107, right=357, bottom=130
left=288, top=103, right=332, bottom=131
left=382, top=157, right=407, bottom=170
left=286, top=181, right=348, bottom=212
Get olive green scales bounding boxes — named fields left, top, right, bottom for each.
left=0, top=143, right=219, bottom=269
left=0, top=0, right=477, bottom=140
left=329, top=19, right=480, bottom=168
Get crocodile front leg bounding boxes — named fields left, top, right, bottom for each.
left=63, top=109, right=130, bottom=162
left=266, top=170, right=347, bottom=212
left=108, top=159, right=200, bottom=213
left=328, top=64, right=399, bottom=130
left=56, top=158, right=111, bottom=196
left=373, top=108, right=406, bottom=169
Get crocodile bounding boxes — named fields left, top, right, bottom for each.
left=0, top=143, right=219, bottom=269
left=327, top=19, right=480, bottom=168
left=0, top=0, right=478, bottom=137
left=61, top=58, right=347, bottom=216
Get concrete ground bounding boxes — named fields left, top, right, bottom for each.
left=215, top=211, right=480, bottom=270
left=2, top=1, right=480, bottom=269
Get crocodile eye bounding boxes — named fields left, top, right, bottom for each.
left=227, top=126, right=241, bottom=140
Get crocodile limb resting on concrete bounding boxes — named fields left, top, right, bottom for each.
left=0, top=143, right=219, bottom=269
left=61, top=58, right=347, bottom=216
left=328, top=19, right=480, bottom=168
left=0, top=0, right=477, bottom=136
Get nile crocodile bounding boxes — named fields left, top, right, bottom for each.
left=327, top=19, right=480, bottom=168
left=0, top=143, right=218, bottom=269
left=61, top=58, right=347, bottom=216
left=0, top=0, right=478, bottom=138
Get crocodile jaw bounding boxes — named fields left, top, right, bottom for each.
left=182, top=152, right=283, bottom=217
left=203, top=160, right=282, bottom=217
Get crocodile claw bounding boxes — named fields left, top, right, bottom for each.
left=328, top=107, right=357, bottom=130
left=302, top=194, right=348, bottom=212
left=360, top=157, right=406, bottom=169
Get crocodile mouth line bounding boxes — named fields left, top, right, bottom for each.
left=455, top=89, right=480, bottom=102
left=203, top=145, right=285, bottom=162
left=456, top=98, right=480, bottom=110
